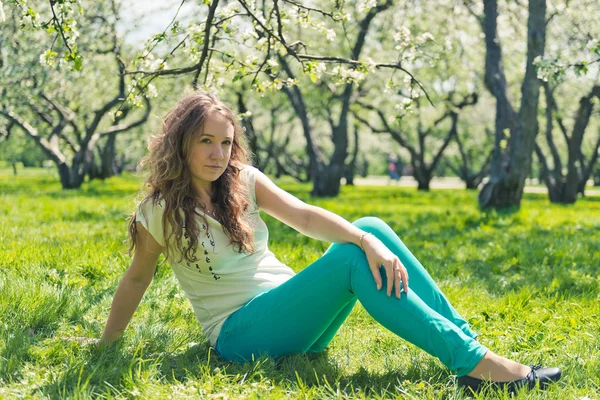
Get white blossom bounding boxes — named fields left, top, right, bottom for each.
left=332, top=66, right=367, bottom=84
left=21, top=13, right=39, bottom=28
left=256, top=37, right=268, bottom=47
left=315, top=62, right=327, bottom=78
left=39, top=52, right=52, bottom=66
left=142, top=53, right=168, bottom=70
left=326, top=29, right=336, bottom=42
left=273, top=79, right=284, bottom=90
left=241, top=29, right=259, bottom=41
left=245, top=54, right=259, bottom=65
left=267, top=58, right=278, bottom=67
left=416, top=32, right=434, bottom=45
left=187, top=23, right=204, bottom=35
left=220, top=2, right=239, bottom=17
left=393, top=27, right=411, bottom=49
left=357, top=0, right=377, bottom=13
left=146, top=84, right=158, bottom=98
left=0, top=2, right=6, bottom=23
left=365, top=57, right=377, bottom=72
left=444, top=39, right=453, bottom=52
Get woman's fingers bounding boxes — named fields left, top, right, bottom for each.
left=394, top=260, right=402, bottom=298
left=368, top=255, right=409, bottom=297
left=370, top=262, right=382, bottom=290
left=401, top=261, right=409, bottom=294
left=386, top=262, right=394, bottom=296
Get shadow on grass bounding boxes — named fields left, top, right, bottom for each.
left=35, top=342, right=452, bottom=398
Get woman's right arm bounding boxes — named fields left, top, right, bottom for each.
left=100, top=222, right=163, bottom=344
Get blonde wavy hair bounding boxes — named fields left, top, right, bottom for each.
left=128, top=91, right=255, bottom=262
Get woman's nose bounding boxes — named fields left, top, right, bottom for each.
left=212, top=145, right=224, bottom=159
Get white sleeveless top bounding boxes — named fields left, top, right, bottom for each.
left=136, top=165, right=296, bottom=346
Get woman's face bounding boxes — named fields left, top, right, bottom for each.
left=187, top=112, right=235, bottom=190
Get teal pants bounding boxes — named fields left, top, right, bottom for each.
left=215, top=217, right=488, bottom=376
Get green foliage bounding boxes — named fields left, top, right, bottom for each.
left=0, top=169, right=598, bottom=398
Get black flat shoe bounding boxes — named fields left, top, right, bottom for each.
left=457, top=364, right=562, bottom=394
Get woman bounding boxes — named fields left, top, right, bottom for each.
left=100, top=92, right=561, bottom=394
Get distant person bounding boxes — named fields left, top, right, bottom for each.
left=100, top=92, right=561, bottom=394
left=387, top=154, right=400, bottom=185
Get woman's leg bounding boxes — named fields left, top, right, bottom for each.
left=215, top=218, right=487, bottom=376
left=306, top=216, right=476, bottom=352
left=352, top=217, right=479, bottom=339
left=305, top=299, right=357, bottom=353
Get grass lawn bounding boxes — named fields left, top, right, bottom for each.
left=1, top=168, right=599, bottom=399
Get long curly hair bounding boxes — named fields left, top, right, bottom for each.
left=128, top=91, right=255, bottom=262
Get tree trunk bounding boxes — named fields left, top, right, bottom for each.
left=563, top=93, right=597, bottom=202
left=99, top=132, right=118, bottom=179
left=413, top=162, right=432, bottom=191
left=478, top=0, right=546, bottom=209
left=312, top=161, right=343, bottom=197
left=465, top=178, right=479, bottom=190
left=344, top=125, right=360, bottom=185
left=417, top=179, right=431, bottom=191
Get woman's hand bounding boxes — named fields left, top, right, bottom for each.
left=362, top=233, right=409, bottom=298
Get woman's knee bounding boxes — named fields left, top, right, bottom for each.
left=351, top=217, right=395, bottom=240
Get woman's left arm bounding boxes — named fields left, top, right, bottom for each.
left=255, top=171, right=409, bottom=297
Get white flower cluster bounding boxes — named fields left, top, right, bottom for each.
left=444, top=39, right=453, bottom=52
left=326, top=28, right=336, bottom=42
left=142, top=53, right=168, bottom=70
left=220, top=2, right=239, bottom=17
left=314, top=62, right=327, bottom=78
left=286, top=9, right=336, bottom=41
left=357, top=0, right=377, bottom=13
left=39, top=50, right=56, bottom=67
left=364, top=57, right=377, bottom=72
left=125, top=79, right=156, bottom=105
left=394, top=97, right=413, bottom=110
left=146, top=83, right=158, bottom=98
left=332, top=65, right=367, bottom=85
left=257, top=78, right=296, bottom=94
left=20, top=11, right=40, bottom=29
left=287, top=8, right=310, bottom=29
left=393, top=26, right=411, bottom=49
left=533, top=55, right=566, bottom=83
left=240, top=28, right=259, bottom=41
left=415, top=32, right=434, bottom=45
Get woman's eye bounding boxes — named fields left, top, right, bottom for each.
left=200, top=138, right=211, bottom=143
left=223, top=140, right=232, bottom=145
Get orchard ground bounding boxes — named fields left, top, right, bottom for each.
left=0, top=168, right=598, bottom=399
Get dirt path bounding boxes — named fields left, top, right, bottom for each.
left=351, top=176, right=600, bottom=197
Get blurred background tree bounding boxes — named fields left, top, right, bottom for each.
left=1, top=0, right=598, bottom=207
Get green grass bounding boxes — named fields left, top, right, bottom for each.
left=0, top=168, right=599, bottom=399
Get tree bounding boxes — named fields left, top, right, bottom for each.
left=468, top=0, right=547, bottom=208
left=355, top=93, right=478, bottom=190
left=530, top=0, right=600, bottom=202
left=11, top=0, right=435, bottom=196
left=535, top=82, right=600, bottom=202
left=445, top=127, right=493, bottom=190
left=235, top=88, right=310, bottom=181
left=0, top=0, right=152, bottom=188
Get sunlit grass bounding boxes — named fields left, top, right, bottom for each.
left=1, top=169, right=599, bottom=399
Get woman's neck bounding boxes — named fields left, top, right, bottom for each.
left=192, top=181, right=214, bottom=205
